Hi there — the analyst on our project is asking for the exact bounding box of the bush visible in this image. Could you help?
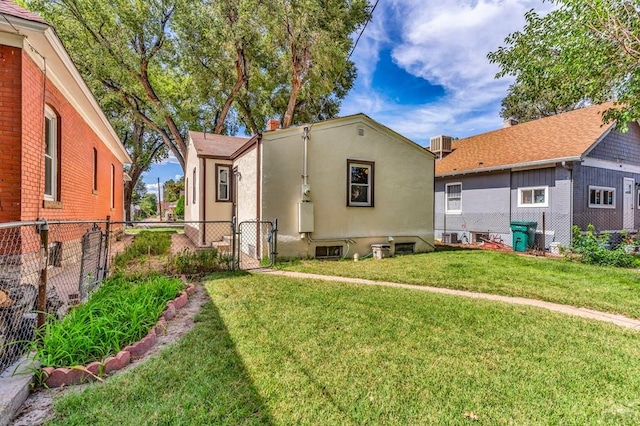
[166,248,231,275]
[568,224,635,268]
[36,274,183,368]
[175,195,184,219]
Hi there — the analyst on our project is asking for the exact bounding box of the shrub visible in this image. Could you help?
[166,248,231,275]
[568,224,635,268]
[35,274,183,368]
[174,195,184,219]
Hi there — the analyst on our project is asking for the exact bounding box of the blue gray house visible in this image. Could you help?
[433,104,640,249]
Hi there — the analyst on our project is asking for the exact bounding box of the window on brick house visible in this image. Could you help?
[44,106,59,200]
[93,148,98,192]
[110,164,115,209]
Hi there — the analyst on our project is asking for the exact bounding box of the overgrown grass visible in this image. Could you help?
[36,274,182,368]
[113,230,174,269]
[124,226,183,235]
[49,273,640,424]
[277,248,640,319]
[166,248,232,275]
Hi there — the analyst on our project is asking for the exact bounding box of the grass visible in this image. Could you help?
[124,226,183,235]
[48,273,640,425]
[113,230,174,270]
[277,246,640,319]
[37,274,183,368]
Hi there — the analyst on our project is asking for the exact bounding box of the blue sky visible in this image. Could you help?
[143,0,554,194]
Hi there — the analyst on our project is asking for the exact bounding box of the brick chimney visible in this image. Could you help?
[267,119,280,131]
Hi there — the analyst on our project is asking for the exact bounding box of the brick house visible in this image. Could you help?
[432,104,640,249]
[0,0,131,224]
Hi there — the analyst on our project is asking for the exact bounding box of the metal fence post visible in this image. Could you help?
[102,215,111,278]
[231,216,237,271]
[37,220,49,330]
[272,219,278,265]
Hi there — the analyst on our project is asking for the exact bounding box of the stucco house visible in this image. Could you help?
[433,103,640,249]
[185,114,435,259]
[0,0,131,224]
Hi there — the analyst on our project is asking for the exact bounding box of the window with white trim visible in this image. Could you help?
[216,165,230,202]
[347,160,374,207]
[192,168,196,204]
[445,183,461,213]
[518,186,549,208]
[589,186,615,208]
[110,164,115,209]
[44,106,58,200]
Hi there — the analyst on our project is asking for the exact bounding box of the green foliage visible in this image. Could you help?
[163,177,184,203]
[174,195,184,219]
[568,225,635,268]
[35,274,182,368]
[113,230,174,268]
[166,248,231,275]
[488,0,640,129]
[139,193,158,219]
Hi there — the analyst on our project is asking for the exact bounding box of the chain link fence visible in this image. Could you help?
[438,208,634,252]
[0,218,277,375]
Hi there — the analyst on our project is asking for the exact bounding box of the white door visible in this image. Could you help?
[623,178,635,230]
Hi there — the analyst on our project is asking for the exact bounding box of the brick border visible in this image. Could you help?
[41,283,196,388]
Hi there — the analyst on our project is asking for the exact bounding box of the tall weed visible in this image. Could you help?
[568,224,635,268]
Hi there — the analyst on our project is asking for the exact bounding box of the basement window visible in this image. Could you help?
[315,246,343,259]
[589,186,615,208]
[394,242,415,255]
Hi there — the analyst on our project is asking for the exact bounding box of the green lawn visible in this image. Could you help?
[277,247,640,319]
[49,273,640,425]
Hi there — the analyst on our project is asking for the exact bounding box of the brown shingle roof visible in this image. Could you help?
[189,131,251,158]
[434,103,615,176]
[0,0,47,25]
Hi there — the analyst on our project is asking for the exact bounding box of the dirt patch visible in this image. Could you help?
[10,283,208,426]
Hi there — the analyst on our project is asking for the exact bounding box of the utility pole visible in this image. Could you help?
[157,177,162,220]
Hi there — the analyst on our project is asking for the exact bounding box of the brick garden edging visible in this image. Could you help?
[41,283,197,388]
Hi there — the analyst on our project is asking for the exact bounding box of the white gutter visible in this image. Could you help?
[435,156,582,178]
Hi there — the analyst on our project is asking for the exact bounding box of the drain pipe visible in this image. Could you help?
[302,126,310,201]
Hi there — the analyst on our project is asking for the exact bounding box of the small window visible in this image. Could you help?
[394,242,415,255]
[589,186,615,209]
[192,168,196,204]
[518,186,549,208]
[44,106,59,200]
[92,148,98,192]
[315,245,343,259]
[347,160,374,207]
[216,165,231,202]
[445,183,461,213]
[185,177,189,205]
[110,164,115,209]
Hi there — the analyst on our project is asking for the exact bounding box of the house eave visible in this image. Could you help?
[435,156,581,178]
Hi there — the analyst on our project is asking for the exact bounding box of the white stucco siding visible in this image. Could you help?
[184,138,202,244]
[261,117,434,258]
[234,145,259,224]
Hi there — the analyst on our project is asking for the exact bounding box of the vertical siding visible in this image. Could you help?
[572,164,640,232]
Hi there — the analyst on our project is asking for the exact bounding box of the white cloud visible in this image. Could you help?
[158,151,180,165]
[146,183,159,193]
[342,0,555,144]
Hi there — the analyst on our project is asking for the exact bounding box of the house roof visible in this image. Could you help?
[0,0,46,24]
[188,131,252,158]
[434,103,616,177]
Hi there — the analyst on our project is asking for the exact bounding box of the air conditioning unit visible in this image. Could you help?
[430,135,453,158]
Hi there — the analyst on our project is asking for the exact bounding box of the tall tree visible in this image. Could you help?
[163,177,184,203]
[488,1,640,128]
[499,82,587,123]
[26,0,196,169]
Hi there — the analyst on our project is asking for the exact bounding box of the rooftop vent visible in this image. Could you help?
[430,135,453,159]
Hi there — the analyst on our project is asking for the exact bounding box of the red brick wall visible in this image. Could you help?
[20,50,125,222]
[0,45,23,223]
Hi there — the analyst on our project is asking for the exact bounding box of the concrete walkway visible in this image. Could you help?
[257,269,640,330]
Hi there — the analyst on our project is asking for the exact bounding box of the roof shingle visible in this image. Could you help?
[0,0,46,25]
[434,104,615,176]
[189,131,251,158]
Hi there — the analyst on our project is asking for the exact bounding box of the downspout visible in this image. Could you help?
[202,158,206,246]
[256,134,262,259]
[562,161,573,244]
[303,126,309,192]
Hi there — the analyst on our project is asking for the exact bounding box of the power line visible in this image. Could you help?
[348,0,380,61]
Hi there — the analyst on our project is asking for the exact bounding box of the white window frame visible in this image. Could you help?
[589,185,616,209]
[44,106,58,201]
[347,160,374,207]
[517,186,549,208]
[110,164,115,209]
[445,182,462,214]
[216,165,230,202]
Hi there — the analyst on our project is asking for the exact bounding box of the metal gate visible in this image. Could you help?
[79,224,108,301]
[236,220,277,269]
